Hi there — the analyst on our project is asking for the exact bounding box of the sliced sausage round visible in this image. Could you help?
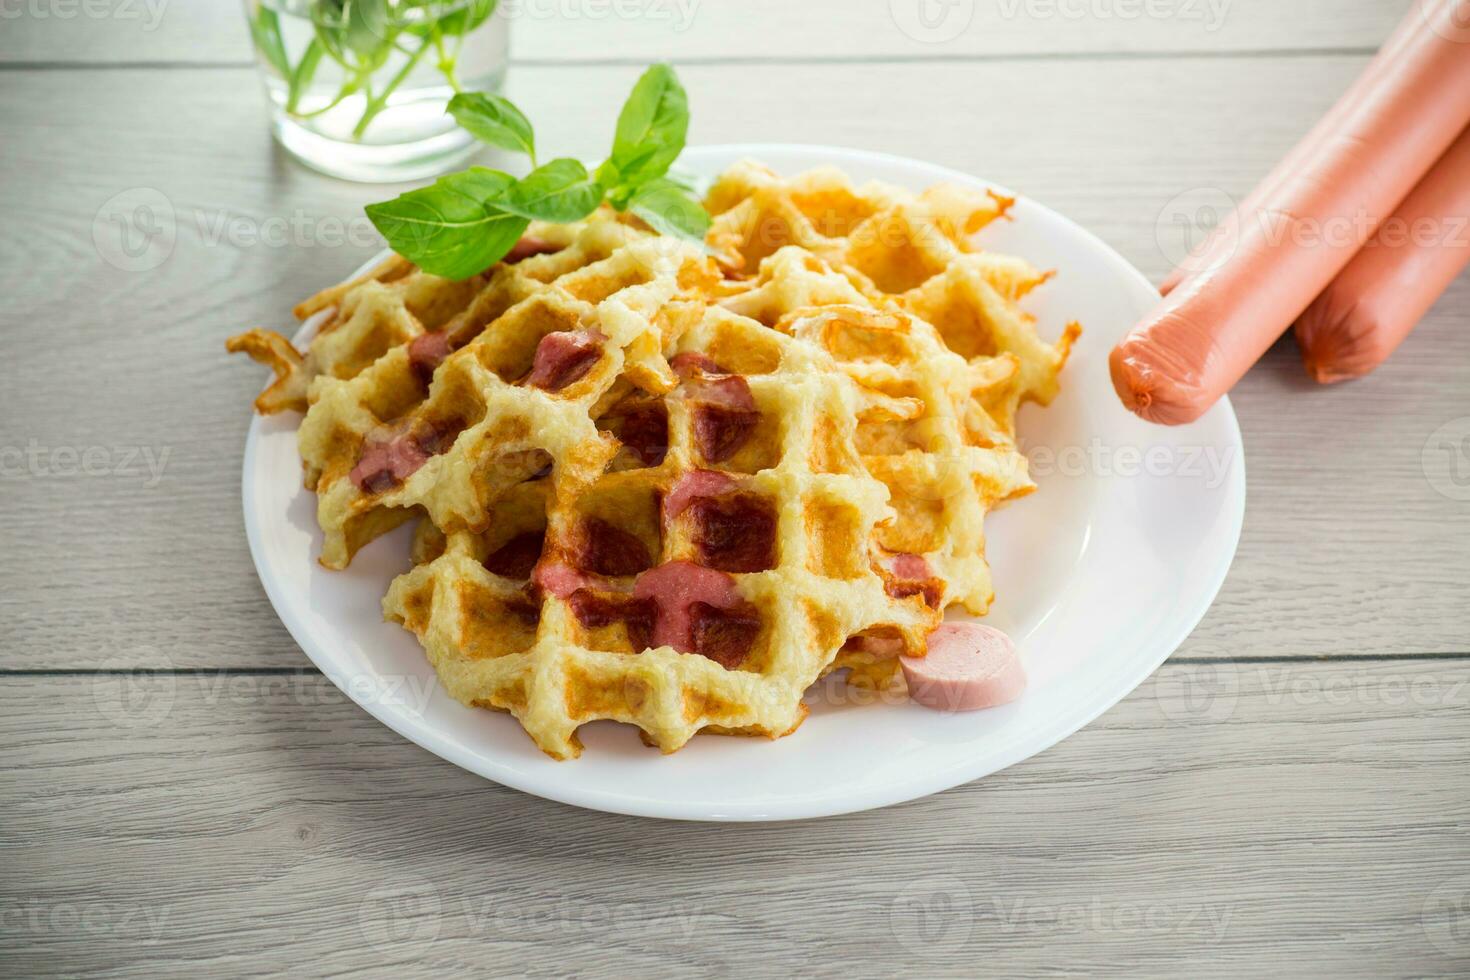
[901,623,1027,712]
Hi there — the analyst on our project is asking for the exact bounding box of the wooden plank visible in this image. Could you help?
[2,58,1466,669]
[0,0,1409,65]
[2,660,1468,976]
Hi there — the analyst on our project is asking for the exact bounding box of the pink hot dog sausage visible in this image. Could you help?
[1158,12,1420,296]
[1111,0,1470,426]
[1295,125,1470,383]
[901,623,1027,712]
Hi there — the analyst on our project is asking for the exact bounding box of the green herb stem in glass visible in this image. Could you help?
[243,0,508,183]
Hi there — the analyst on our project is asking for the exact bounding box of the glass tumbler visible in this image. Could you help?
[243,0,510,183]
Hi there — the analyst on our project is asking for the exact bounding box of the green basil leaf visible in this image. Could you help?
[593,159,622,189]
[662,165,708,197]
[608,64,689,190]
[344,0,394,65]
[249,5,290,78]
[365,167,530,280]
[502,159,605,223]
[447,92,535,161]
[628,178,711,243]
[605,180,638,212]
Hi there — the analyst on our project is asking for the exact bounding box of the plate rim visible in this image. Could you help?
[241,142,1246,821]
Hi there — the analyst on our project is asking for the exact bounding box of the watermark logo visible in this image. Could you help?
[1422,417,1470,502]
[1422,877,1470,956]
[1418,0,1470,44]
[93,187,175,273]
[1155,185,1238,275]
[890,875,974,956]
[92,655,177,730]
[359,880,444,949]
[890,0,976,44]
[1154,660,1239,722]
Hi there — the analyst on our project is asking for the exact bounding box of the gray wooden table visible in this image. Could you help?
[3,2,1468,976]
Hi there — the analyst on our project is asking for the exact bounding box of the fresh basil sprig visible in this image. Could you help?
[447,92,536,165]
[628,178,712,242]
[366,63,712,281]
[598,63,690,206]
[503,159,605,224]
[365,168,530,280]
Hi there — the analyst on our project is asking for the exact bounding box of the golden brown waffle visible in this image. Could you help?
[240,216,709,569]
[227,253,485,416]
[230,162,1078,759]
[708,160,1079,433]
[384,303,943,758]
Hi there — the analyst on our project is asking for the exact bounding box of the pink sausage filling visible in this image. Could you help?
[632,560,757,666]
[670,352,761,463]
[406,331,452,385]
[532,561,602,601]
[670,351,724,378]
[575,518,652,578]
[901,623,1027,712]
[483,532,546,580]
[503,236,564,264]
[881,552,943,608]
[350,436,429,495]
[527,329,604,392]
[662,470,740,525]
[349,418,460,494]
[613,400,670,466]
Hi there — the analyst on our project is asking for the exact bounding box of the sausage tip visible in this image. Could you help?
[1295,315,1388,385]
[1108,343,1208,427]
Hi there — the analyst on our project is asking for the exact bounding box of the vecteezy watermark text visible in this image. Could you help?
[357,880,704,950]
[1157,663,1470,723]
[889,876,1233,958]
[1024,438,1237,489]
[194,209,382,252]
[0,441,170,487]
[996,0,1231,32]
[91,663,440,730]
[1,900,172,943]
[1157,186,1470,274]
[0,0,167,30]
[95,187,392,273]
[500,0,699,30]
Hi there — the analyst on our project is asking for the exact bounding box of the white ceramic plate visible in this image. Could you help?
[243,144,1245,821]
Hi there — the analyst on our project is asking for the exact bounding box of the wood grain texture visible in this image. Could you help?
[1,56,1466,670]
[4,4,1470,977]
[2,661,1468,977]
[0,0,1411,65]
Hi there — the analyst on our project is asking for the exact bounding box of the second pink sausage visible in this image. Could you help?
[1295,125,1470,383]
[1111,0,1470,425]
